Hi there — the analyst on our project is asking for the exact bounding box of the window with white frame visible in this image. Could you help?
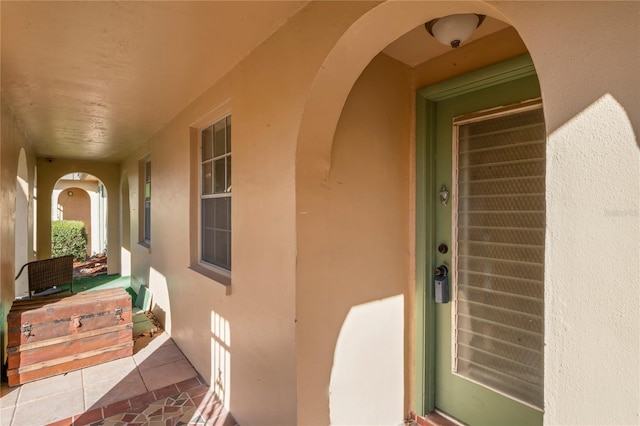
[143,159,151,243]
[200,115,231,271]
[138,156,151,246]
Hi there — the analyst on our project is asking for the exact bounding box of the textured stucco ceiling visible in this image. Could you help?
[1,1,306,161]
[2,2,507,163]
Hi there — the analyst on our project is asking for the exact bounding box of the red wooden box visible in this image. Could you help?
[7,287,133,386]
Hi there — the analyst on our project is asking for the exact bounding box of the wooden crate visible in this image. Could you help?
[7,287,133,386]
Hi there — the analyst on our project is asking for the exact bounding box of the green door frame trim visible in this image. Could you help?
[414,54,537,415]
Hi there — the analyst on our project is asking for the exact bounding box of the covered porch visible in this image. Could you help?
[1,2,638,425]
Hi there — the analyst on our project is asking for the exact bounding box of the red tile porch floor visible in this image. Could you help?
[48,376,237,426]
[0,332,237,426]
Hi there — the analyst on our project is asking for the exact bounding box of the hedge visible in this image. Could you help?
[51,220,88,261]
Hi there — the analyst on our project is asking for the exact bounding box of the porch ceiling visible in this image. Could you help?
[1,1,307,162]
[2,2,508,163]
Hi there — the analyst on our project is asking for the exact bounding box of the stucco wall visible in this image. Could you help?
[14,149,31,299]
[293,2,639,424]
[493,2,640,423]
[120,171,132,277]
[0,98,35,366]
[292,2,535,423]
[119,3,386,425]
[120,143,151,291]
[324,53,411,424]
[118,1,638,425]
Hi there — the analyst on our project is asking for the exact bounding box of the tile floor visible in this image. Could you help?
[0,332,237,426]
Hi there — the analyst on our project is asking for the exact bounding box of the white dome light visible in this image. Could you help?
[425,14,486,48]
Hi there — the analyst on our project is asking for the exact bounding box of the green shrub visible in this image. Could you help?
[52,220,88,261]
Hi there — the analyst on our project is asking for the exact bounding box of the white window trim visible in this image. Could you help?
[138,155,151,249]
[197,114,231,280]
[143,158,151,244]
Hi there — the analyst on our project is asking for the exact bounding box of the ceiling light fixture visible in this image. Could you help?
[425,14,486,48]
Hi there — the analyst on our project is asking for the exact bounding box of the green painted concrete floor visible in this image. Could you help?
[46,274,138,305]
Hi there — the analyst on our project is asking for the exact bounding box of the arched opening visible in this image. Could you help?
[293,3,546,425]
[56,188,91,251]
[35,159,120,275]
[15,149,29,298]
[52,172,108,276]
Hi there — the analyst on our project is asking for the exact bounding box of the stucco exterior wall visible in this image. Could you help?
[121,1,639,424]
[14,150,30,298]
[120,171,132,278]
[493,2,640,423]
[293,3,534,423]
[119,4,383,424]
[292,2,639,424]
[294,53,412,425]
[120,143,151,291]
[0,98,35,365]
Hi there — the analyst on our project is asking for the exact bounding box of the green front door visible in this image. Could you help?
[417,56,545,425]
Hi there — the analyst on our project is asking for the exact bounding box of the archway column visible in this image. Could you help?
[293,2,505,424]
[15,149,30,298]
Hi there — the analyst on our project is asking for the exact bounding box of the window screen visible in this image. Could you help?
[453,104,545,409]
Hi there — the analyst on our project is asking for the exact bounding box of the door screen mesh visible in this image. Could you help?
[453,105,545,409]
